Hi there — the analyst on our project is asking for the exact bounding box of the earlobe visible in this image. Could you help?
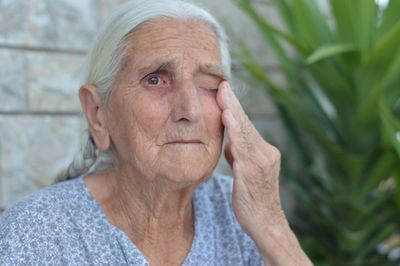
[79,85,111,151]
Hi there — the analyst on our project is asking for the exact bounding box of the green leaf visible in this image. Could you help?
[357,151,398,200]
[329,0,354,43]
[381,48,400,90]
[235,52,351,171]
[366,21,400,66]
[376,0,400,40]
[353,0,378,60]
[233,0,306,53]
[330,0,378,61]
[289,0,333,48]
[357,223,396,260]
[380,100,400,157]
[393,167,400,208]
[305,43,356,64]
[357,47,400,127]
[273,0,295,33]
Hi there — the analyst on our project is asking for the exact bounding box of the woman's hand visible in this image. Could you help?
[216,81,312,266]
[216,81,284,233]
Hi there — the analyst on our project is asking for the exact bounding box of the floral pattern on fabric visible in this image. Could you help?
[0,174,263,265]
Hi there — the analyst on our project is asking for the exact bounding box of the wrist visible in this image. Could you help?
[256,222,313,266]
[257,221,292,252]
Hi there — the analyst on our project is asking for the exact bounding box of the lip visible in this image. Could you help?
[167,140,202,144]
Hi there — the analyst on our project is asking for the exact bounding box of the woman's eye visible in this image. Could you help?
[147,76,160,85]
[200,86,218,93]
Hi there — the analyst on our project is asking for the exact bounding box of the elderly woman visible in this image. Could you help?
[0,0,312,265]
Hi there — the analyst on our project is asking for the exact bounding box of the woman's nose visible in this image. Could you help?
[171,80,202,123]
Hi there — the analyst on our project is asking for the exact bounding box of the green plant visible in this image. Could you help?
[232,0,400,265]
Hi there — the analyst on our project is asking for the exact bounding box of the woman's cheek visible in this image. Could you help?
[202,91,222,117]
[131,93,170,133]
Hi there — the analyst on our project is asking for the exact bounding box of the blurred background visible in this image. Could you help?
[1,0,400,265]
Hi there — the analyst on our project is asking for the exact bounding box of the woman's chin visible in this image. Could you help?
[151,148,220,184]
[158,161,214,185]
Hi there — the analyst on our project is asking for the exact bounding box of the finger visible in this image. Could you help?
[224,139,234,167]
[223,108,268,164]
[217,81,245,116]
[222,110,248,158]
[222,109,239,138]
[217,82,249,127]
[219,83,269,160]
[222,106,255,142]
[216,81,228,110]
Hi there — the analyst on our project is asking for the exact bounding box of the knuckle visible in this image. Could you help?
[239,123,251,137]
[270,146,281,161]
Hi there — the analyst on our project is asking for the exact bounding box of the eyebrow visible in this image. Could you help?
[137,59,227,80]
[198,63,227,80]
[137,59,176,78]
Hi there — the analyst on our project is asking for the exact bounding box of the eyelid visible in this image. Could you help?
[141,70,168,82]
[199,86,218,93]
[147,70,164,77]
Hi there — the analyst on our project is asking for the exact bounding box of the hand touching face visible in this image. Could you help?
[216,81,285,238]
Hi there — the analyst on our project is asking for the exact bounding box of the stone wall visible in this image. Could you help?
[0,0,285,212]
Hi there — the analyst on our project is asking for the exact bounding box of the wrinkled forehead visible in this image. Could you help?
[119,17,225,77]
[126,17,220,47]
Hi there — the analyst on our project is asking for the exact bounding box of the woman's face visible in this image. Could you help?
[105,18,225,184]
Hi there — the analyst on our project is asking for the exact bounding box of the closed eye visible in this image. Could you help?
[201,87,218,93]
[195,73,220,94]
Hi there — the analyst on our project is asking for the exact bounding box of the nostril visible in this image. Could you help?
[172,101,202,122]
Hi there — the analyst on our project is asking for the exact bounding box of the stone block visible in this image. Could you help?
[0,50,28,111]
[237,85,278,117]
[27,51,85,112]
[99,0,129,23]
[250,116,287,152]
[0,0,98,51]
[0,115,85,207]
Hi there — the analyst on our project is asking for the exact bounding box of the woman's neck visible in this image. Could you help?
[84,167,196,264]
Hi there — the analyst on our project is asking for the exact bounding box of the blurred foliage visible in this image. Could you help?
[233,0,400,265]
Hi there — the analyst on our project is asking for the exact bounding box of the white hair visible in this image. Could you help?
[57,0,231,182]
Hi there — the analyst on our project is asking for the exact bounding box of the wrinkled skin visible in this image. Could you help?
[80,17,312,266]
[217,82,312,265]
[103,19,224,186]
[216,81,284,234]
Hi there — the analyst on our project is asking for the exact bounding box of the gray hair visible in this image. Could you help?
[56,0,231,182]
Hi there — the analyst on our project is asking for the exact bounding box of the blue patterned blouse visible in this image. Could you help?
[0,173,263,265]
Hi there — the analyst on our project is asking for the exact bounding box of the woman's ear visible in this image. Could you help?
[79,85,110,151]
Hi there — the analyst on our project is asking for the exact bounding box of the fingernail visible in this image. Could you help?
[223,81,230,91]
